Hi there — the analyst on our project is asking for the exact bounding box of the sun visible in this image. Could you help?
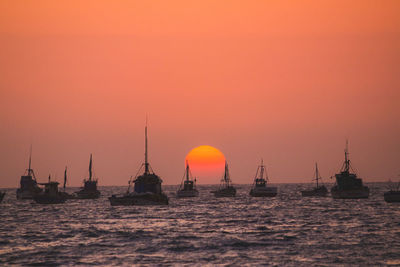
[185,145,226,184]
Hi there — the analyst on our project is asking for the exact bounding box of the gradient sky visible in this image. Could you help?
[0,1,399,187]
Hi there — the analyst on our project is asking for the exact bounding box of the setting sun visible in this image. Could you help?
[185,145,225,184]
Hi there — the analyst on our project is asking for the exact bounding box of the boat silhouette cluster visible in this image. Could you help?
[1,126,399,205]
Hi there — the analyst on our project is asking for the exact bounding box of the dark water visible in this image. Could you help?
[0,183,399,266]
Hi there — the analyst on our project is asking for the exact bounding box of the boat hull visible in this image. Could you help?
[177,189,199,198]
[75,190,100,199]
[34,195,66,204]
[16,189,41,200]
[384,191,400,203]
[213,187,236,197]
[250,187,277,197]
[109,193,169,206]
[301,186,328,197]
[331,186,369,199]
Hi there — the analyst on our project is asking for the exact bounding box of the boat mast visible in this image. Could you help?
[89,154,93,181]
[144,120,149,174]
[64,166,67,191]
[315,162,319,188]
[224,161,230,186]
[259,159,265,180]
[186,160,190,182]
[28,145,34,179]
[344,140,350,173]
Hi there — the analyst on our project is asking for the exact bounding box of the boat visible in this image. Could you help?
[16,147,43,199]
[249,159,277,197]
[301,163,328,197]
[177,161,199,198]
[34,175,66,204]
[60,166,76,199]
[109,123,169,206]
[75,154,101,199]
[0,192,5,203]
[331,141,369,199]
[384,179,400,203]
[213,161,236,197]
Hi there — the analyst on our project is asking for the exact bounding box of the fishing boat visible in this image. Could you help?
[109,123,169,206]
[75,154,101,199]
[384,179,400,203]
[34,175,66,204]
[60,167,76,199]
[249,159,277,197]
[16,147,42,199]
[0,192,5,203]
[177,161,199,198]
[331,141,369,199]
[213,161,236,197]
[301,163,328,197]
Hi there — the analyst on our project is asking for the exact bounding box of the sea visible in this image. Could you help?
[0,183,399,266]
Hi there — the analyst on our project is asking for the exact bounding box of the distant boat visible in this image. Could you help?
[301,163,328,197]
[60,166,76,199]
[384,179,400,203]
[109,123,169,206]
[249,159,277,197]
[177,161,199,198]
[34,175,66,204]
[0,192,5,203]
[16,147,42,199]
[75,154,101,199]
[331,141,369,199]
[213,161,236,197]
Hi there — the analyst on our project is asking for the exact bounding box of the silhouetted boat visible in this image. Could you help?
[213,161,236,197]
[249,159,277,197]
[60,166,76,199]
[301,163,328,197]
[75,154,100,199]
[177,161,199,198]
[16,147,42,199]
[34,175,66,204]
[0,192,5,203]
[331,141,369,199]
[384,180,400,203]
[109,123,169,206]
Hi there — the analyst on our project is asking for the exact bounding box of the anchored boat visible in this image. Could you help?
[384,179,400,203]
[16,147,42,199]
[34,175,66,204]
[75,154,101,199]
[213,161,236,197]
[177,161,199,198]
[331,141,369,199]
[249,160,277,197]
[109,123,169,206]
[301,163,328,197]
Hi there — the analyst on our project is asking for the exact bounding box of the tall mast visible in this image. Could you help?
[224,161,230,185]
[28,145,33,177]
[315,162,319,188]
[186,160,189,182]
[259,159,265,180]
[64,166,67,190]
[344,140,350,173]
[89,154,92,181]
[144,119,149,174]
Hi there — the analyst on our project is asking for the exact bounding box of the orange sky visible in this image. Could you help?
[0,1,399,187]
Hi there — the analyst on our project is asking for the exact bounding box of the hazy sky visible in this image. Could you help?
[1,1,399,187]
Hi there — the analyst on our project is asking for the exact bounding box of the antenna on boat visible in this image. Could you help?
[89,154,93,181]
[144,116,149,174]
[64,166,67,191]
[186,160,189,182]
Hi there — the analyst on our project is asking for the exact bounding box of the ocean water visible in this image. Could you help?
[0,183,399,266]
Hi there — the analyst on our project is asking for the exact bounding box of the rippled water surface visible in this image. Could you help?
[0,183,399,266]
